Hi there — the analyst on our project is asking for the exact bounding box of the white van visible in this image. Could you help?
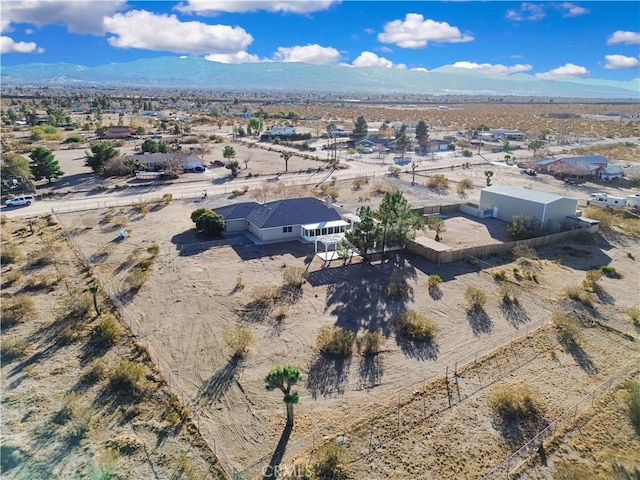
[5,195,35,207]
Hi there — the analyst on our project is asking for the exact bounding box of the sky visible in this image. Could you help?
[1,1,639,82]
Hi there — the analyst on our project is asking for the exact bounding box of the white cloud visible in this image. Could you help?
[0,0,126,35]
[104,10,253,55]
[176,0,339,15]
[604,54,639,70]
[607,30,640,45]
[449,61,533,75]
[205,51,260,63]
[352,51,394,68]
[411,67,428,72]
[535,63,590,80]
[505,3,546,21]
[272,44,341,64]
[558,2,589,17]
[378,13,473,49]
[0,35,43,54]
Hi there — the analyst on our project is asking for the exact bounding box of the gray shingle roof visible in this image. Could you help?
[214,202,260,220]
[246,197,343,229]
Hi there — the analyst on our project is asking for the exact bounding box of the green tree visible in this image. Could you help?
[85,143,119,174]
[225,159,240,177]
[141,139,158,153]
[528,140,545,157]
[484,170,494,186]
[157,140,169,153]
[223,145,236,161]
[135,126,146,136]
[353,115,368,139]
[376,191,422,254]
[415,120,430,151]
[345,206,380,262]
[29,146,64,183]
[247,117,263,136]
[191,208,225,235]
[1,153,32,184]
[507,214,542,240]
[280,150,293,172]
[264,365,302,479]
[427,216,446,242]
[395,133,412,159]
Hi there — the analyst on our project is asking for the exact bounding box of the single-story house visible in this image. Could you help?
[354,138,396,152]
[489,129,525,141]
[267,126,296,136]
[130,152,204,171]
[416,139,450,155]
[534,155,608,177]
[599,165,625,181]
[214,196,350,243]
[102,126,136,139]
[478,185,578,232]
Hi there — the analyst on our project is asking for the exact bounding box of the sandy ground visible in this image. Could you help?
[55,168,640,478]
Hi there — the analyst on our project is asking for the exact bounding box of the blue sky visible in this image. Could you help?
[1,1,639,82]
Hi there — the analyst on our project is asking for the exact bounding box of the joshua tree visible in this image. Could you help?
[484,170,494,186]
[280,150,293,172]
[528,139,545,157]
[264,365,301,479]
[88,283,100,315]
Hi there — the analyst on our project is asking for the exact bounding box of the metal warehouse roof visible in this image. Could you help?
[482,185,576,205]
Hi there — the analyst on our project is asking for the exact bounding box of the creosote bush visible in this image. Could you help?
[83,359,107,384]
[1,337,28,362]
[552,312,581,346]
[498,283,519,305]
[626,306,640,324]
[397,310,439,341]
[222,325,254,358]
[489,384,541,422]
[582,269,603,291]
[427,274,442,289]
[283,266,308,287]
[427,174,449,190]
[92,316,120,347]
[623,379,640,435]
[316,325,355,357]
[562,284,594,308]
[456,178,473,195]
[109,360,145,396]
[0,244,22,265]
[464,286,487,311]
[1,294,37,328]
[311,441,350,480]
[357,331,385,355]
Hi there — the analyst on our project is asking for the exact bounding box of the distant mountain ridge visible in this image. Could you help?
[2,56,639,99]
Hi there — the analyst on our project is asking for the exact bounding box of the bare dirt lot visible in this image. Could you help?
[52,171,640,478]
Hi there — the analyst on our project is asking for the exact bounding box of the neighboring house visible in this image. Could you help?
[214,196,350,243]
[103,126,136,139]
[478,185,578,232]
[416,139,450,155]
[534,155,608,177]
[354,138,397,152]
[267,126,296,135]
[130,152,203,171]
[488,129,525,141]
[599,165,625,181]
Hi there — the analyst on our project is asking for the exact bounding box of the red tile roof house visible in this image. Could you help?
[534,155,608,178]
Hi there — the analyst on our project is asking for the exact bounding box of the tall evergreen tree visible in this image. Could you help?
[85,142,119,174]
[29,146,64,183]
[353,115,368,139]
[345,206,380,261]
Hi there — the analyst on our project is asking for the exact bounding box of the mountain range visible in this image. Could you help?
[2,56,639,99]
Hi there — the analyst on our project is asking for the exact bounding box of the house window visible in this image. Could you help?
[282,226,292,233]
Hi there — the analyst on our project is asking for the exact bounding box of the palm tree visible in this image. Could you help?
[264,365,301,479]
[280,150,293,172]
[88,283,100,315]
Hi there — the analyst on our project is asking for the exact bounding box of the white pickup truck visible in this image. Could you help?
[4,195,35,207]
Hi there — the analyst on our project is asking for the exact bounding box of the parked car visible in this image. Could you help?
[210,160,224,167]
[5,195,35,207]
[521,168,537,176]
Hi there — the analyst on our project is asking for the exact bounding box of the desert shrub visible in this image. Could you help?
[583,207,613,231]
[1,337,28,362]
[234,275,245,291]
[146,243,160,257]
[191,208,225,235]
[65,290,93,320]
[554,463,598,480]
[112,216,130,227]
[83,359,107,384]
[125,267,150,291]
[352,176,369,190]
[464,286,487,311]
[626,306,640,324]
[357,331,385,355]
[316,325,355,357]
[132,202,149,215]
[489,384,541,422]
[623,379,640,435]
[109,360,145,396]
[253,285,279,304]
[582,269,603,291]
[498,283,519,305]
[552,312,581,346]
[372,181,395,195]
[161,193,173,204]
[562,285,593,308]
[512,244,537,260]
[283,266,308,287]
[53,393,78,425]
[26,250,56,269]
[104,213,114,223]
[315,184,339,200]
[67,413,91,445]
[492,270,507,282]
[461,149,473,157]
[507,214,542,240]
[456,178,473,195]
[387,166,401,177]
[222,325,254,358]
[1,294,37,328]
[1,244,22,265]
[273,306,289,321]
[2,269,22,287]
[311,442,350,480]
[81,216,98,229]
[92,316,120,347]
[397,310,439,341]
[427,174,449,190]
[22,272,61,291]
[427,274,442,289]
[166,393,190,425]
[600,265,622,278]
